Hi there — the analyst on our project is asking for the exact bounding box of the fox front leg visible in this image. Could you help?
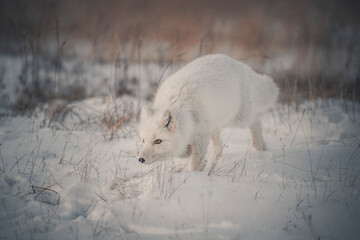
[190,133,211,171]
[210,128,223,160]
[249,116,265,151]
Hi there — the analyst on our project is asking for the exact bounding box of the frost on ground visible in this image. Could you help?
[0,98,360,240]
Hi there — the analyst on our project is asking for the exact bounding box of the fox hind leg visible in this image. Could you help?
[249,116,265,151]
[211,128,224,160]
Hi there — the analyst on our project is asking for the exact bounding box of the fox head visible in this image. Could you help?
[138,105,188,164]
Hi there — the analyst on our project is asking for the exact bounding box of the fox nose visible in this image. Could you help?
[139,158,145,163]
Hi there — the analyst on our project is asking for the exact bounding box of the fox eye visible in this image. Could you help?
[142,138,144,143]
[154,139,162,144]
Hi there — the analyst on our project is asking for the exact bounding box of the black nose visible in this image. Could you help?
[139,158,145,163]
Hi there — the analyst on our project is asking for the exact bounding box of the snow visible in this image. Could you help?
[1,97,360,240]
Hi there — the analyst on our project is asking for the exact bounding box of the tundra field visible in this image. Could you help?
[0,55,360,240]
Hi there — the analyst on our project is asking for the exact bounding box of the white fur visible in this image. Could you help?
[139,54,279,170]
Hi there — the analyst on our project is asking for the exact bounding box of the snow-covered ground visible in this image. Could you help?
[1,97,360,240]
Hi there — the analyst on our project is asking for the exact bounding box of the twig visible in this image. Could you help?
[297,110,317,196]
[0,149,5,173]
[155,52,186,88]
[291,109,305,148]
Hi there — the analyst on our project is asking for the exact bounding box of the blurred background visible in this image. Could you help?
[0,0,359,111]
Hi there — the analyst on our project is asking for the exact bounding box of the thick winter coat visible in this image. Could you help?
[139,54,279,170]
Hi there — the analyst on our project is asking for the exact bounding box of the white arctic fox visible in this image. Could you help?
[139,54,279,171]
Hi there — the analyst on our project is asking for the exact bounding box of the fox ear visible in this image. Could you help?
[140,105,151,123]
[160,110,176,131]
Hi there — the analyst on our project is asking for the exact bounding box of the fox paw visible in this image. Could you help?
[253,141,266,151]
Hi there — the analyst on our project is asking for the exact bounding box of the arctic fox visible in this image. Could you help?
[139,54,279,171]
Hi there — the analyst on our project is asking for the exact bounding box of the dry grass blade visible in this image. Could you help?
[31,185,60,206]
[102,98,134,140]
